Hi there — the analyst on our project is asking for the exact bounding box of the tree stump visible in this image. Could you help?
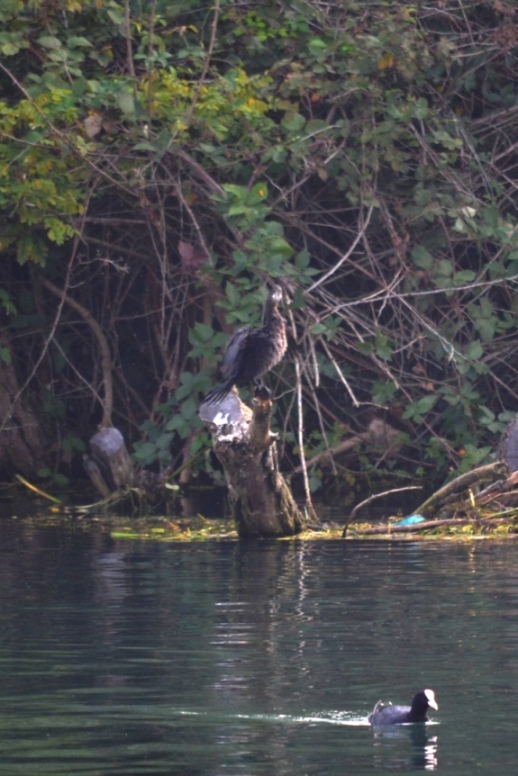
[200,391,305,538]
[84,427,134,496]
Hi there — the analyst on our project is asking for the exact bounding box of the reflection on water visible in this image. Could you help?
[0,523,517,773]
[373,725,438,771]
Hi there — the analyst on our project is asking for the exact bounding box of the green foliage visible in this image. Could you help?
[0,289,16,316]
[42,388,65,420]
[37,467,69,488]
[403,395,438,426]
[0,0,517,484]
[133,370,209,470]
[0,345,11,365]
[62,435,86,455]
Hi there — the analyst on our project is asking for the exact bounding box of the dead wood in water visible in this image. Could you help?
[343,460,513,538]
[200,390,305,538]
[414,461,509,518]
[341,485,423,537]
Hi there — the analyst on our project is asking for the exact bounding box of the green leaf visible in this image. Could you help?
[374,332,393,361]
[67,37,92,48]
[225,282,241,308]
[295,249,311,270]
[227,204,249,216]
[38,35,62,49]
[403,394,437,423]
[118,91,135,116]
[308,38,328,49]
[282,113,305,132]
[107,7,125,25]
[412,245,433,269]
[248,182,268,205]
[372,380,397,404]
[133,442,159,466]
[2,42,19,56]
[465,340,483,360]
[453,270,476,286]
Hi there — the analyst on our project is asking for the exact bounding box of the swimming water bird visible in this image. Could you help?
[204,284,287,405]
[368,689,438,726]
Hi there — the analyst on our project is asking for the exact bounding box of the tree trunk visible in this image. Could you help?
[0,328,48,477]
[200,391,305,538]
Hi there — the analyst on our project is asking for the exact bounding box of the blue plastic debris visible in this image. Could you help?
[392,515,426,527]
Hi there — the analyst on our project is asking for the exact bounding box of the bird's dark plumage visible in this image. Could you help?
[205,285,287,404]
[368,689,438,726]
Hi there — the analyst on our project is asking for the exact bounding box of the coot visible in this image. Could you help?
[368,689,438,726]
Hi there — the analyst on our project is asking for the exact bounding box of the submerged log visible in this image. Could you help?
[200,390,305,538]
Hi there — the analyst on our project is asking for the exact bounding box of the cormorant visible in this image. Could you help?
[204,284,287,404]
[368,689,438,726]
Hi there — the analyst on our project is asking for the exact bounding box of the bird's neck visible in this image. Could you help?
[263,299,282,328]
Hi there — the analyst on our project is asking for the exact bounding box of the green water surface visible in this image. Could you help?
[0,525,516,774]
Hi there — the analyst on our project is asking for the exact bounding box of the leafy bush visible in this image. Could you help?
[0,0,518,489]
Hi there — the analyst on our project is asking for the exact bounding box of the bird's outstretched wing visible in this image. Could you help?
[221,326,253,380]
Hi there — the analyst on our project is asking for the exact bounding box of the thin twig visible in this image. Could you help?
[306,206,374,293]
[124,0,136,78]
[294,356,318,520]
[41,276,113,427]
[0,240,81,437]
[319,337,360,407]
[184,0,220,127]
[342,486,423,537]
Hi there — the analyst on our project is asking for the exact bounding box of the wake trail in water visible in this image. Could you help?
[178,709,370,727]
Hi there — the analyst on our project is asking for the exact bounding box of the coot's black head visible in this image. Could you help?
[409,689,438,720]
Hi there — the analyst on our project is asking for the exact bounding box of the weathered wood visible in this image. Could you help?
[85,427,134,495]
[200,390,305,538]
[476,469,518,506]
[497,414,518,472]
[342,460,512,536]
[83,455,112,498]
[413,461,509,518]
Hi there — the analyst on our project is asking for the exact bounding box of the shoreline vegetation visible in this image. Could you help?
[2,2,518,505]
[11,456,518,540]
[11,448,518,541]
[72,511,518,541]
[107,507,518,541]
